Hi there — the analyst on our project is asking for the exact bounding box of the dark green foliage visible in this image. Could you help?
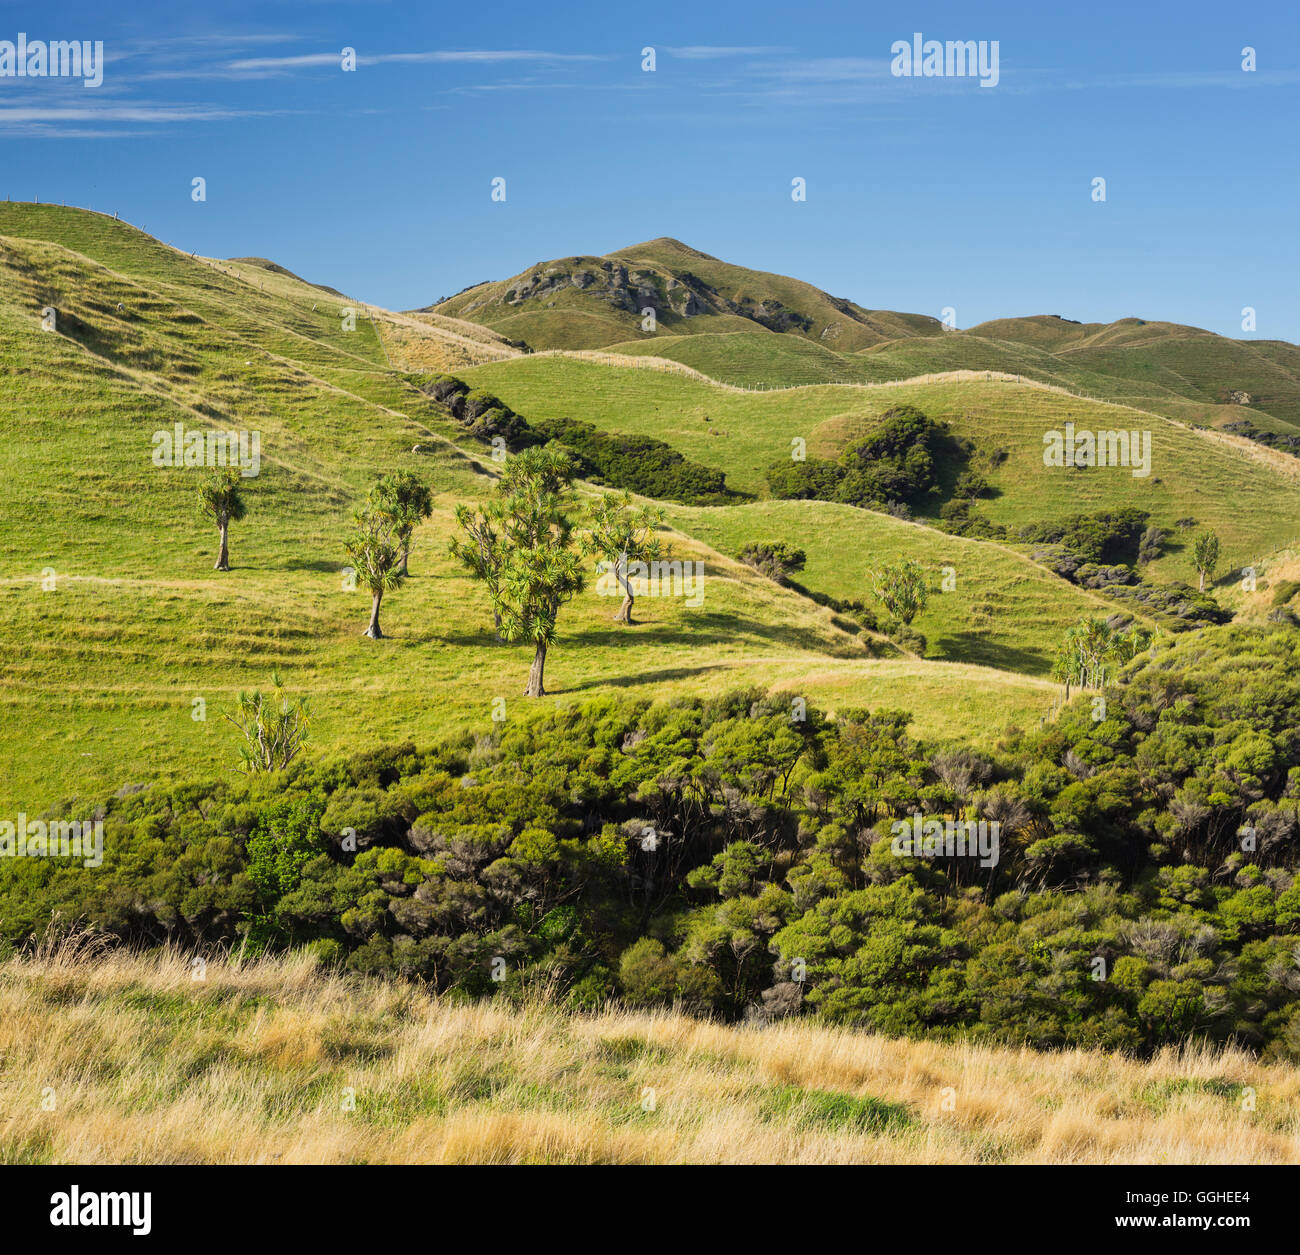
[1224,419,1300,456]
[835,406,946,510]
[764,457,844,501]
[738,541,807,585]
[8,627,1300,1057]
[1018,508,1149,565]
[952,469,990,500]
[766,406,951,512]
[422,373,738,505]
[1137,524,1166,566]
[1074,563,1139,590]
[1271,579,1300,607]
[534,414,737,504]
[1022,509,1224,628]
[245,793,328,950]
[938,498,1007,540]
[1101,580,1233,630]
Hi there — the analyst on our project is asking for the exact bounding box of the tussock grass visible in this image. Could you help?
[2,944,1297,1165]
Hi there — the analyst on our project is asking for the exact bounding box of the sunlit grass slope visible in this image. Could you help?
[665,500,1124,675]
[0,205,1056,813]
[462,356,1300,583]
[432,235,944,354]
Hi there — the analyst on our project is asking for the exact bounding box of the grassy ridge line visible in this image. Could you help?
[429,235,938,353]
[0,231,496,490]
[431,224,1300,430]
[607,324,1300,438]
[3,201,385,342]
[540,348,1044,395]
[0,204,391,373]
[0,238,404,491]
[2,945,1296,1165]
[514,347,1300,479]
[546,343,1300,460]
[1053,332,1300,429]
[211,255,525,369]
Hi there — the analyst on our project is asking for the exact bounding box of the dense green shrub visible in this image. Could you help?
[8,627,1300,1057]
[421,373,738,505]
[533,415,737,504]
[938,498,1007,540]
[765,406,951,512]
[737,541,807,585]
[1101,579,1232,629]
[1018,508,1149,565]
[1271,579,1300,607]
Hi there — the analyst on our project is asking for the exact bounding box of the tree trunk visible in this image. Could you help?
[524,640,547,697]
[614,560,634,624]
[364,590,384,638]
[214,518,230,571]
[1199,570,1205,592]
[493,608,504,644]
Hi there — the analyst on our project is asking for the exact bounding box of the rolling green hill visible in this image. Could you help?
[6,204,1299,817]
[0,205,1066,813]
[604,331,883,387]
[460,355,1300,585]
[663,500,1128,675]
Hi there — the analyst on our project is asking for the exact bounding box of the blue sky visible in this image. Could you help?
[3,0,1298,339]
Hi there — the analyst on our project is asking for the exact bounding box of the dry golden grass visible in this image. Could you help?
[374,309,521,372]
[2,943,1297,1165]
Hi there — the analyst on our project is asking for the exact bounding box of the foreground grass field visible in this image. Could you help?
[2,944,1297,1165]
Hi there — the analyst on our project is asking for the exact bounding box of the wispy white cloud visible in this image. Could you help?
[0,103,275,136]
[0,125,158,139]
[663,45,790,60]
[128,33,301,53]
[226,53,340,69]
[226,48,608,73]
[1057,68,1300,91]
[441,81,653,95]
[762,57,891,81]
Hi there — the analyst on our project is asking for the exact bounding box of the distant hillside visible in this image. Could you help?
[426,236,946,353]
[460,355,1300,586]
[4,202,1298,814]
[431,241,1300,435]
